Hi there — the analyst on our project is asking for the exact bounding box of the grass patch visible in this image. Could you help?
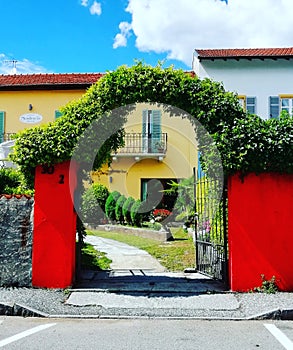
[87,227,195,272]
[79,242,112,270]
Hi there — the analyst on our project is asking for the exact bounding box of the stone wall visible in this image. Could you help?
[0,195,34,287]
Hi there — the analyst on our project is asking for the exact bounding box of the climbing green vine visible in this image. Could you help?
[10,62,293,188]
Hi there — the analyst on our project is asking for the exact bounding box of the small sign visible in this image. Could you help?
[19,113,43,124]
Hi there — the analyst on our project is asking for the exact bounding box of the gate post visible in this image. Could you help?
[32,160,78,288]
[228,172,293,292]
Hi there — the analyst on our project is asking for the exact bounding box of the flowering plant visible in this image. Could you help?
[151,208,172,222]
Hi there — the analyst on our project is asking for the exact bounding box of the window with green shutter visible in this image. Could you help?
[142,109,161,153]
[0,111,5,143]
[55,110,63,119]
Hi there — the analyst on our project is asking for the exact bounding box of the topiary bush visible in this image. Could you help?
[81,183,109,225]
[130,199,142,227]
[105,190,121,222]
[122,196,135,225]
[115,194,126,223]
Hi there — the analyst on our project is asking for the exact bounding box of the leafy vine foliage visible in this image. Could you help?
[10,62,293,188]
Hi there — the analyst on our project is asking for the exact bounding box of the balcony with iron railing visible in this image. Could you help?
[113,133,167,161]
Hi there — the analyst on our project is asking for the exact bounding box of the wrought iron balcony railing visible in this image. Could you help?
[114,133,167,157]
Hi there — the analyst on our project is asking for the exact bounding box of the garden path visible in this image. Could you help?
[84,235,166,271]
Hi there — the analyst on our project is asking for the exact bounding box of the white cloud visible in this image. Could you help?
[0,55,50,74]
[90,1,102,16]
[113,22,132,49]
[80,0,102,15]
[115,0,293,66]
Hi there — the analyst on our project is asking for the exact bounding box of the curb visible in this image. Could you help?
[0,302,49,318]
[1,301,293,321]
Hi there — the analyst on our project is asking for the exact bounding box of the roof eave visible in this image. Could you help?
[198,55,293,62]
[0,83,95,91]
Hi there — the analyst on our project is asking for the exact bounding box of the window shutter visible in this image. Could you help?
[269,96,280,119]
[151,110,161,136]
[151,110,161,152]
[142,110,148,135]
[55,110,63,119]
[141,180,148,201]
[246,97,256,114]
[0,111,5,143]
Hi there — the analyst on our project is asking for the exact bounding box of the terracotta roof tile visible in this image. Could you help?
[0,73,104,88]
[196,47,293,59]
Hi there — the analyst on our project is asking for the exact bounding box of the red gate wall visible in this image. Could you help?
[32,161,78,288]
[228,173,293,292]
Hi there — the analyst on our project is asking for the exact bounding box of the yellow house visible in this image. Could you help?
[92,102,198,210]
[0,73,198,210]
[0,73,103,140]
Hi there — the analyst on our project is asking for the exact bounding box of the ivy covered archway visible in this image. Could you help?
[11,62,293,184]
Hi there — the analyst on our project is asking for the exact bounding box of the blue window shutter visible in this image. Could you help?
[269,96,280,119]
[246,97,256,114]
[55,110,63,119]
[0,111,5,143]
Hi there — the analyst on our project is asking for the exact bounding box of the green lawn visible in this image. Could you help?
[87,227,195,272]
[79,242,112,270]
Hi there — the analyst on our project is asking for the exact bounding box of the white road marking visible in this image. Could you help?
[264,323,293,350]
[0,323,56,348]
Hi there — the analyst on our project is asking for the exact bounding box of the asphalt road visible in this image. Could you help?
[1,317,293,350]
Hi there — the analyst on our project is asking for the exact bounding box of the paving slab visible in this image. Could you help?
[65,291,240,310]
[74,269,226,293]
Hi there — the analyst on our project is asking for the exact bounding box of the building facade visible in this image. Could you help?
[193,47,293,119]
[0,73,103,142]
[92,102,198,208]
[0,74,198,207]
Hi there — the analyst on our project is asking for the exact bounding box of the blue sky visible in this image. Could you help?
[0,0,293,74]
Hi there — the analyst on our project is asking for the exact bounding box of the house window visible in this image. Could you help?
[246,97,256,114]
[269,95,293,119]
[281,97,293,116]
[142,110,162,153]
[238,96,256,114]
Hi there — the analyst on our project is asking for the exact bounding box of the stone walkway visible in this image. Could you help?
[84,235,166,271]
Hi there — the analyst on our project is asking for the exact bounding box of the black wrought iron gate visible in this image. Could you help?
[194,168,228,283]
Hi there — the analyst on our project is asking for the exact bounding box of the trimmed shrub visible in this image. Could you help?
[115,194,126,223]
[130,199,142,227]
[81,183,109,225]
[105,191,121,222]
[122,196,135,225]
[91,183,109,212]
[138,200,152,223]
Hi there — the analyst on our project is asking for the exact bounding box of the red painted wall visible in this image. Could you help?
[228,173,293,292]
[32,161,78,288]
